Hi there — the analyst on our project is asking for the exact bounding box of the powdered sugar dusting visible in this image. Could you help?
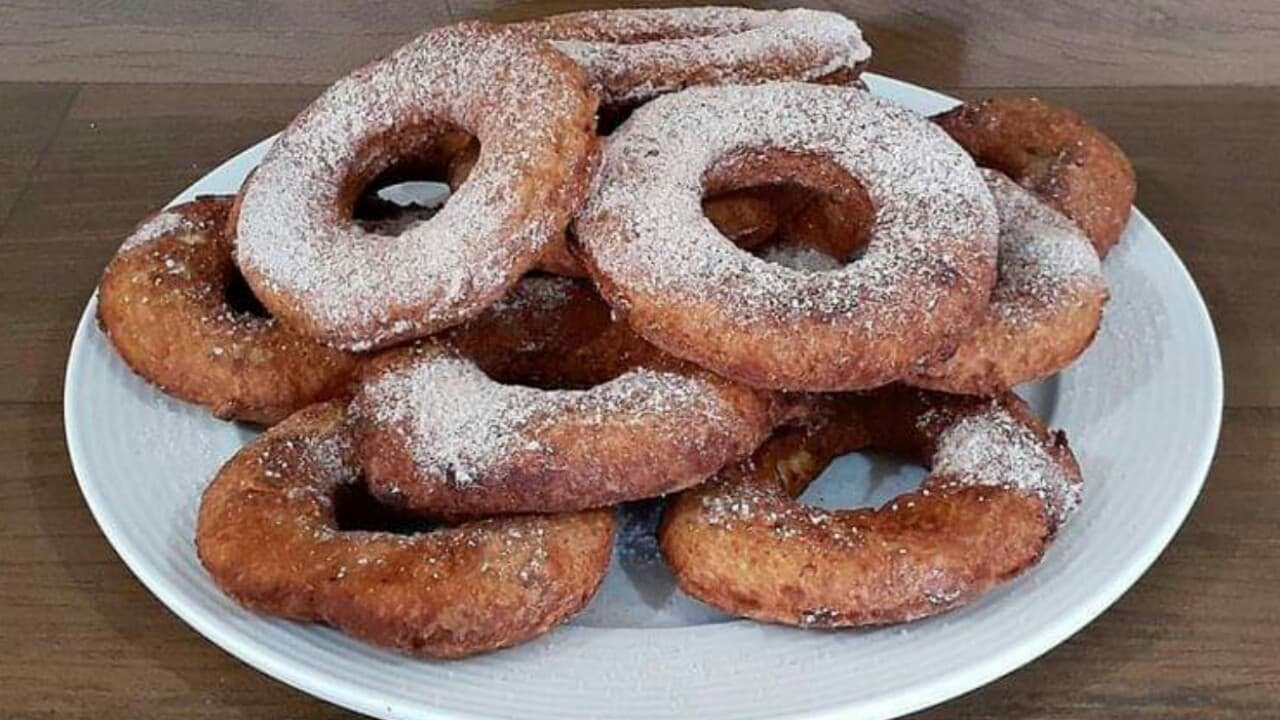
[120,205,219,253]
[933,404,1081,525]
[983,169,1104,324]
[359,355,726,487]
[520,7,871,107]
[758,241,844,272]
[577,83,998,330]
[235,23,590,349]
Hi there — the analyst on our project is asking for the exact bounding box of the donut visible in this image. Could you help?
[660,387,1082,628]
[574,83,999,391]
[444,144,786,278]
[908,170,1108,394]
[97,197,359,424]
[512,7,871,124]
[349,275,789,517]
[234,22,599,350]
[196,401,615,658]
[932,97,1136,256]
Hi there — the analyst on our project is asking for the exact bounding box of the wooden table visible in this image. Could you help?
[2,4,1278,719]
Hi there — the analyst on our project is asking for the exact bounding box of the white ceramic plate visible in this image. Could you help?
[65,74,1222,720]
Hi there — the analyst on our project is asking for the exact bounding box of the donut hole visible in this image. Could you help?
[333,480,440,535]
[350,127,478,235]
[702,149,875,272]
[794,451,928,511]
[223,268,271,319]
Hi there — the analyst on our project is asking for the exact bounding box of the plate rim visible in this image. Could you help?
[63,72,1224,720]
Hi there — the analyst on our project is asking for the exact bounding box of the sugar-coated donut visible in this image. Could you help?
[234,22,599,350]
[445,143,788,278]
[660,387,1082,628]
[575,83,999,391]
[513,6,871,122]
[908,170,1108,394]
[933,97,1136,256]
[349,276,790,516]
[196,401,615,658]
[97,197,359,424]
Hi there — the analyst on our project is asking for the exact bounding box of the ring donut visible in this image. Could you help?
[660,387,1082,628]
[445,145,787,278]
[234,22,599,350]
[196,401,615,658]
[513,7,871,123]
[349,275,788,516]
[97,197,359,424]
[932,97,1136,256]
[575,83,999,391]
[908,170,1108,394]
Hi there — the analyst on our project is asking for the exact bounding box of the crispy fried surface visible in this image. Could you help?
[233,23,600,350]
[908,170,1109,394]
[510,7,870,123]
[196,402,615,658]
[933,97,1136,256]
[349,276,789,516]
[446,142,796,278]
[574,86,1000,392]
[660,387,1081,628]
[97,197,359,424]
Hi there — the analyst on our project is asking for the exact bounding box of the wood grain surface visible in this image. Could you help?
[0,79,1276,719]
[2,1,1279,87]
[1,4,1278,717]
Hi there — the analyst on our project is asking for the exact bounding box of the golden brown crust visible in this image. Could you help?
[510,7,871,123]
[196,402,615,658]
[574,85,999,392]
[97,197,360,424]
[660,387,1082,628]
[349,277,790,516]
[932,97,1136,256]
[233,23,600,350]
[907,170,1109,394]
[445,142,790,278]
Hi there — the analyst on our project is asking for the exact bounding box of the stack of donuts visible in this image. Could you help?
[96,6,1135,658]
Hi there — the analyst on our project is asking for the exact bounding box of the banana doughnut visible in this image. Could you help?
[908,170,1108,394]
[234,22,599,350]
[513,6,871,123]
[196,401,615,658]
[933,97,1136,256]
[575,83,999,391]
[97,197,359,424]
[349,276,788,517]
[660,387,1082,628]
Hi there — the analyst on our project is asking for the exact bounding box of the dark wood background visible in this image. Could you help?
[1,2,1278,719]
[4,0,1280,87]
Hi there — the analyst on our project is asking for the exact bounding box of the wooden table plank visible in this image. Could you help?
[0,83,319,405]
[0,84,78,228]
[2,1,1279,87]
[0,82,1275,718]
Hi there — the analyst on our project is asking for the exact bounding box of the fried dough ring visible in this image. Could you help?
[575,84,999,391]
[933,97,1136,256]
[234,22,599,350]
[445,145,785,278]
[349,276,788,516]
[908,170,1108,394]
[196,401,615,658]
[660,387,1082,628]
[512,7,871,123]
[97,197,359,424]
